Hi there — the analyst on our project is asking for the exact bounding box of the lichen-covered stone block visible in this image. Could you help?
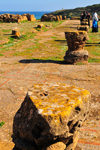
[12,83,90,150]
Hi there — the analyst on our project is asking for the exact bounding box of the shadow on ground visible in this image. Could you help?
[19,59,68,64]
[85,42,100,47]
[55,40,67,44]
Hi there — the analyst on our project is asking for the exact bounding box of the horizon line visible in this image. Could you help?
[0,3,99,12]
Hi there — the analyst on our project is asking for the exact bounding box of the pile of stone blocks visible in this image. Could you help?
[12,83,90,150]
[41,14,66,22]
[0,14,36,23]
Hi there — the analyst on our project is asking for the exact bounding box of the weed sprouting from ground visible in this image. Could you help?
[0,121,5,127]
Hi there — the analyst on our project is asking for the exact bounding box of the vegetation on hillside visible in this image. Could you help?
[48,4,100,17]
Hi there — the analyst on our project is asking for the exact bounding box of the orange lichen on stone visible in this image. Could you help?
[13,83,90,150]
[28,83,90,124]
[0,141,14,150]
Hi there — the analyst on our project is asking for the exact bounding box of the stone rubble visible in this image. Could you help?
[0,13,36,23]
[41,14,66,22]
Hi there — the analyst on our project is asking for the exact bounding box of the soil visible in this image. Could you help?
[0,20,100,150]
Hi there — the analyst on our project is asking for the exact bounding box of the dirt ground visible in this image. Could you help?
[0,20,100,150]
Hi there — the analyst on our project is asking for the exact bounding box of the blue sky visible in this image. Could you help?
[0,0,100,11]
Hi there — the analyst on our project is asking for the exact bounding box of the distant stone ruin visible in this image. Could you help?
[81,19,89,26]
[70,17,80,20]
[0,14,36,23]
[77,25,89,32]
[12,28,21,38]
[41,14,66,22]
[64,31,89,64]
[12,83,90,150]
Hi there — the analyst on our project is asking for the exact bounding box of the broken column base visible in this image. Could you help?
[12,28,21,38]
[64,50,88,64]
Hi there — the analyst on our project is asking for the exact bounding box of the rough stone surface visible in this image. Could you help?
[41,14,63,22]
[37,24,44,28]
[12,28,21,38]
[26,14,36,21]
[64,31,89,64]
[81,19,88,26]
[46,142,66,150]
[12,83,90,150]
[41,15,56,22]
[0,142,14,150]
[62,16,67,20]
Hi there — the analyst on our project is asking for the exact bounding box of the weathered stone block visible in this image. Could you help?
[81,19,89,26]
[26,14,36,21]
[77,25,89,32]
[37,24,44,28]
[64,31,89,64]
[41,14,61,22]
[12,83,90,150]
[12,28,21,38]
[62,16,67,20]
[46,142,66,150]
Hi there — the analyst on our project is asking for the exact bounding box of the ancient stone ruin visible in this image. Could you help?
[0,13,36,23]
[77,25,89,32]
[12,83,90,150]
[81,19,89,26]
[12,28,21,38]
[64,31,89,64]
[41,14,66,22]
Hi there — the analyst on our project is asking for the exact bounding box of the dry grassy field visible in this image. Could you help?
[0,20,100,62]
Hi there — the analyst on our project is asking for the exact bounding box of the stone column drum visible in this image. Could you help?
[12,28,21,38]
[12,83,90,150]
[64,31,89,64]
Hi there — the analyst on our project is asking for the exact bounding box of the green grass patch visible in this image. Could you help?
[19,32,36,41]
[42,26,49,32]
[51,36,57,39]
[76,62,86,65]
[90,47,100,56]
[20,20,28,23]
[52,21,63,28]
[0,53,4,56]
[0,121,5,127]
[2,29,11,32]
[88,57,100,63]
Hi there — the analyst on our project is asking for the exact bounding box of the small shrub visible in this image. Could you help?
[0,121,5,127]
